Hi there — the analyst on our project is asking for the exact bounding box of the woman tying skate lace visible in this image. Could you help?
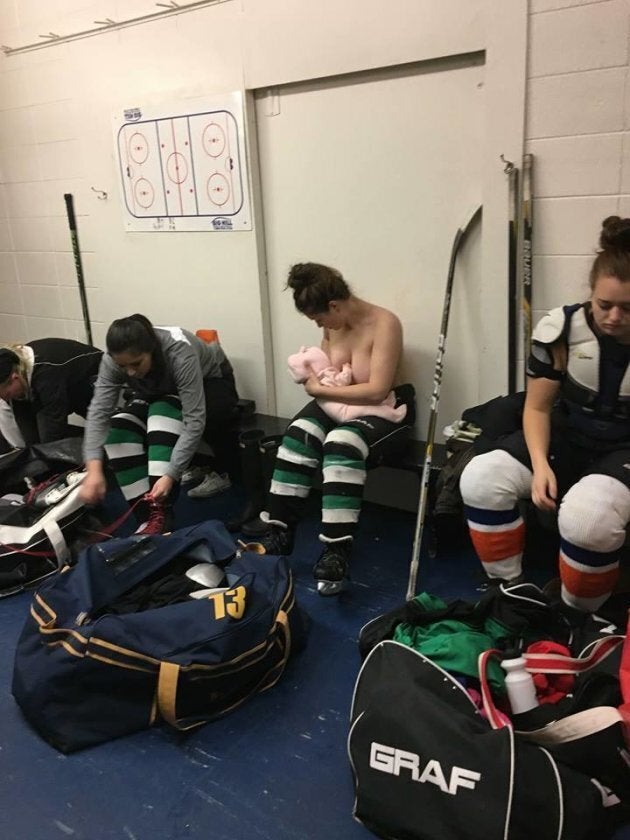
[258,262,414,595]
[80,315,238,534]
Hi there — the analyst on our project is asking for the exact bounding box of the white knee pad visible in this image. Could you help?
[459,449,532,510]
[558,474,630,552]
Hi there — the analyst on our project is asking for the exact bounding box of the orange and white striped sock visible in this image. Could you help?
[559,540,620,612]
[464,504,525,581]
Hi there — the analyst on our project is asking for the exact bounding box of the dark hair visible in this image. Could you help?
[285,262,351,315]
[106,314,160,356]
[589,216,630,289]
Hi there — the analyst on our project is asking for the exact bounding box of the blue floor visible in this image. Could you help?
[1,485,629,839]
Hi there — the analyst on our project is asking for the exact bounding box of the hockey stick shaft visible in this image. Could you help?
[521,154,533,377]
[64,193,93,346]
[406,205,482,601]
[507,164,519,394]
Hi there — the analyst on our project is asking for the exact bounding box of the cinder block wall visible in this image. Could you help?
[527,0,630,326]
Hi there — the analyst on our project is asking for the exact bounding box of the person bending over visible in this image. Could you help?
[0,338,102,449]
[460,216,630,614]
[80,315,238,534]
[259,262,414,596]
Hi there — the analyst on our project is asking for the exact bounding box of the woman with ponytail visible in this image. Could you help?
[460,216,630,616]
[81,316,238,534]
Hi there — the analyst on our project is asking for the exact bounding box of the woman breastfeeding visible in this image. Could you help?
[258,262,415,596]
[80,315,238,534]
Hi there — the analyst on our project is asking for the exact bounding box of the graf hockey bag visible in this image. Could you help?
[0,469,88,597]
[13,520,306,753]
[348,640,627,840]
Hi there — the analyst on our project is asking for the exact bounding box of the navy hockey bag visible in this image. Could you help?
[13,520,305,753]
[348,641,625,840]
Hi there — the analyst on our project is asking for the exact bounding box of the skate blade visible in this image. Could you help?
[316,578,348,597]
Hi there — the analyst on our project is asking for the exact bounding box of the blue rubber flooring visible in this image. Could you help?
[1,485,629,839]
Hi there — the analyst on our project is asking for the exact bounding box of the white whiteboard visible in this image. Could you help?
[114,92,252,232]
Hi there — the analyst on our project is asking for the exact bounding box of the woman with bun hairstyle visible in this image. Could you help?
[0,338,102,449]
[258,262,415,596]
[460,216,630,614]
[80,315,238,534]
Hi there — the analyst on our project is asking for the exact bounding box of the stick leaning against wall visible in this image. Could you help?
[406,205,482,602]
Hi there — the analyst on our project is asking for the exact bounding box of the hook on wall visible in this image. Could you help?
[91,187,108,200]
[500,154,515,175]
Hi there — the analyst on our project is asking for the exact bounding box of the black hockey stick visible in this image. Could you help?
[503,156,519,394]
[64,193,93,345]
[520,154,533,376]
[406,205,482,601]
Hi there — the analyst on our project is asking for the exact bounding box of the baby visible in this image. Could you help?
[287,346,407,423]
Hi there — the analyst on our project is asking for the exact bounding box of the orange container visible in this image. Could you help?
[196,329,219,344]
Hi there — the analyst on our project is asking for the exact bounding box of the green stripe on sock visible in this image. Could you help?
[117,465,148,487]
[323,455,365,470]
[284,435,319,458]
[149,444,174,463]
[323,494,362,510]
[273,469,312,487]
[106,427,144,445]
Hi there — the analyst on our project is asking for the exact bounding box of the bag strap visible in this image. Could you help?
[522,635,624,674]
[479,637,628,732]
[157,608,291,731]
[478,649,511,730]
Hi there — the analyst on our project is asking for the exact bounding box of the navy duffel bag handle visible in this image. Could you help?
[157,608,292,730]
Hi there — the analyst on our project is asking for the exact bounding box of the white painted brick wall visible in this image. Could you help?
[527,0,630,331]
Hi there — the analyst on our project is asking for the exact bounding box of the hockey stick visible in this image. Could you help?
[520,154,533,377]
[503,156,519,394]
[406,205,482,601]
[64,193,93,345]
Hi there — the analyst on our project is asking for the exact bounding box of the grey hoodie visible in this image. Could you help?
[83,327,230,480]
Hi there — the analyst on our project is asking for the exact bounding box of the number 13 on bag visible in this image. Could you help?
[207,586,246,620]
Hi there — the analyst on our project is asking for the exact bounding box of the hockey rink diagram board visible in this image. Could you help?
[115,94,251,231]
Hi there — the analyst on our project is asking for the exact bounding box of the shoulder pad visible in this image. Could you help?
[532,307,566,345]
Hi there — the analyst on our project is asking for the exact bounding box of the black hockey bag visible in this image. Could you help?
[0,436,85,495]
[348,640,625,840]
[0,469,89,597]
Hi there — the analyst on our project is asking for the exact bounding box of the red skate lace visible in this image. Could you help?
[136,497,166,535]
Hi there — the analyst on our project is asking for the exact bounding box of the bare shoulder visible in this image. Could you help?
[371,304,402,333]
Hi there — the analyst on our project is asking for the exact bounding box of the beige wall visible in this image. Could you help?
[526,0,630,335]
[0,1,526,418]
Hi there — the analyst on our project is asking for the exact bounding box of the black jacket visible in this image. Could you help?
[12,339,102,445]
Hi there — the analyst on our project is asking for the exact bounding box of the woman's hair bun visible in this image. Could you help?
[600,215,630,252]
[286,263,316,293]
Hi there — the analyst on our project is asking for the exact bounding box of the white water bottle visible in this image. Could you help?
[501,656,538,714]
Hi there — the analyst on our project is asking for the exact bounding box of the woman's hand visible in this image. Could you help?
[149,475,175,501]
[303,374,322,397]
[80,461,107,505]
[531,463,557,512]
